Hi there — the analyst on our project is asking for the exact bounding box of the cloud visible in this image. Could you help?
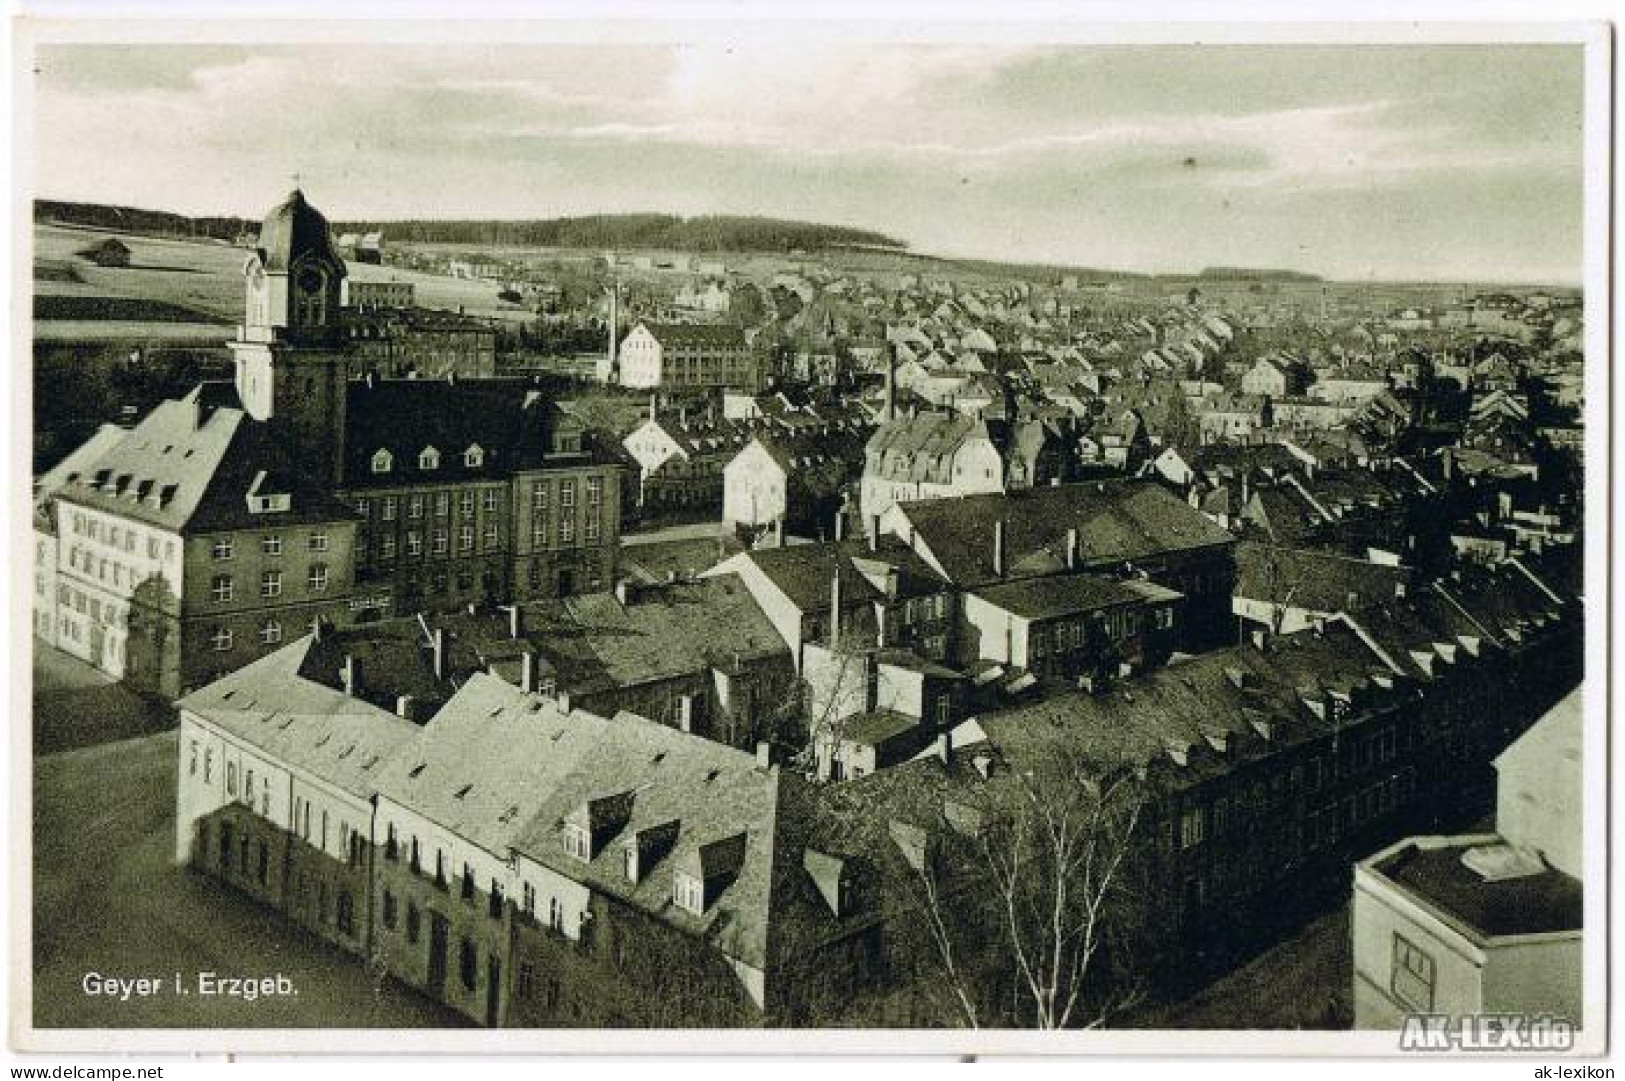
[28,41,1585,281]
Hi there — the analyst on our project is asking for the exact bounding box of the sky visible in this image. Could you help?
[30,40,1586,282]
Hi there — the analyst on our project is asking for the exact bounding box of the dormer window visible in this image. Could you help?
[419,446,440,471]
[372,449,393,474]
[563,823,591,861]
[673,871,705,914]
[464,444,485,468]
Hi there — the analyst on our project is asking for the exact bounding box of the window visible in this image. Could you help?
[406,902,421,944]
[307,564,329,593]
[432,528,448,556]
[210,574,234,602]
[434,492,449,517]
[355,498,370,517]
[189,741,198,776]
[518,962,534,1000]
[211,626,234,652]
[226,762,238,796]
[560,517,575,544]
[419,447,440,472]
[523,882,536,917]
[406,531,422,557]
[261,535,282,556]
[308,531,329,553]
[548,896,564,932]
[372,449,392,475]
[674,872,705,915]
[532,522,547,548]
[259,619,282,646]
[459,525,475,553]
[623,846,638,883]
[382,890,397,930]
[381,497,397,521]
[563,823,590,861]
[483,490,498,513]
[461,863,476,901]
[409,495,424,520]
[483,523,499,550]
[1391,933,1436,1011]
[260,570,282,598]
[460,939,477,990]
[532,482,549,514]
[560,480,575,509]
[933,694,952,727]
[459,492,474,517]
[1179,806,1205,849]
[586,477,603,505]
[584,515,600,543]
[212,539,234,560]
[380,535,397,560]
[464,444,485,468]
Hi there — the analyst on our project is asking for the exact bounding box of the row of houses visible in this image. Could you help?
[173,541,1581,1027]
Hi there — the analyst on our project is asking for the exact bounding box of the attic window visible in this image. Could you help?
[464,444,485,468]
[673,871,705,915]
[408,762,427,779]
[453,784,472,800]
[372,449,393,474]
[419,446,441,471]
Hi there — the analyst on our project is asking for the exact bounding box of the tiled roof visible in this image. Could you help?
[1234,542,1412,615]
[51,384,354,533]
[632,322,748,349]
[971,572,1148,621]
[178,636,419,800]
[342,378,593,489]
[372,673,612,856]
[513,715,793,971]
[898,479,1235,588]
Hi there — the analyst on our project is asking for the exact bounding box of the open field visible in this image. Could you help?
[33,221,536,339]
[31,730,467,1029]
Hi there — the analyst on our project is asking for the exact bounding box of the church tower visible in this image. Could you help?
[230,188,350,486]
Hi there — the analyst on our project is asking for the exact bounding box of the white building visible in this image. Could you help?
[1352,689,1584,1030]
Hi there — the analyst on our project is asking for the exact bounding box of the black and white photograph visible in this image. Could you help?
[8,10,1608,1062]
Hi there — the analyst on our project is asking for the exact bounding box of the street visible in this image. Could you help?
[32,641,174,755]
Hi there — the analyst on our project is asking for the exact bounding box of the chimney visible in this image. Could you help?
[934,729,952,765]
[310,617,325,643]
[648,392,657,421]
[432,627,447,680]
[833,511,845,543]
[868,516,881,551]
[395,694,415,721]
[520,650,538,694]
[615,579,632,605]
[1065,526,1078,570]
[1240,472,1251,507]
[1250,628,1268,652]
[829,572,843,649]
[755,741,774,771]
[340,654,361,697]
[884,343,898,421]
[502,604,522,639]
[993,519,1006,577]
[875,604,888,648]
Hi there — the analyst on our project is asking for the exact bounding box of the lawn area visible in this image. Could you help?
[31,732,467,1029]
[32,642,175,755]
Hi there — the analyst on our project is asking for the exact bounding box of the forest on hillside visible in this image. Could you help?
[331,213,906,252]
[36,200,906,254]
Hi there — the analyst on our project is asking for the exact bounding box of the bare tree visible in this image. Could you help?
[907,759,1151,1029]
